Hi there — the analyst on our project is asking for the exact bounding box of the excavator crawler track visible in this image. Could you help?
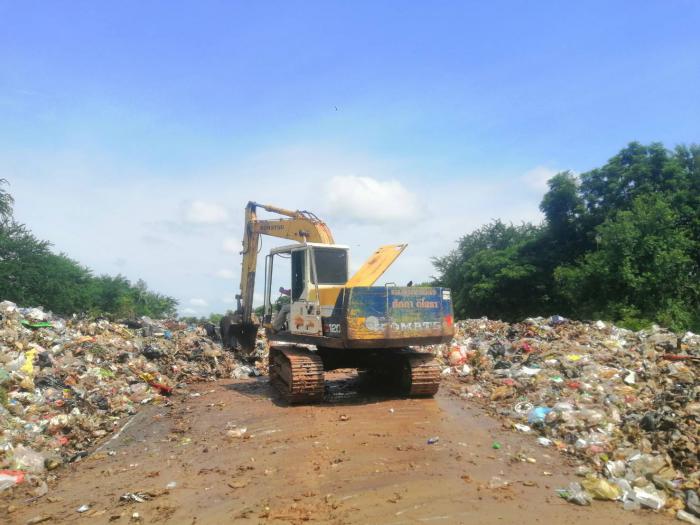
[400,353,441,397]
[269,345,325,404]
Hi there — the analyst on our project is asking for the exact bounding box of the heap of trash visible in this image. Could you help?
[437,317,700,521]
[0,300,267,493]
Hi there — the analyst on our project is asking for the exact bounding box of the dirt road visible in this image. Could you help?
[7,374,673,524]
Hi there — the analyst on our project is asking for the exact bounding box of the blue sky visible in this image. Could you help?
[2,1,699,315]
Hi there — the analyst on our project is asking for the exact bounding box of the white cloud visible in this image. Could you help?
[522,166,559,192]
[323,175,420,223]
[2,145,550,321]
[222,237,240,254]
[182,200,229,224]
[215,268,235,279]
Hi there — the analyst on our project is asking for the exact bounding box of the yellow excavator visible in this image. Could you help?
[220,201,454,403]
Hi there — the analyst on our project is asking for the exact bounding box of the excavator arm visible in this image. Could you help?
[222,201,334,352]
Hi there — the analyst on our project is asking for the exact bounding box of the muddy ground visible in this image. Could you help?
[5,374,674,525]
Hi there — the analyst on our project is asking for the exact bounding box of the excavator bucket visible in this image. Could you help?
[346,244,407,287]
[220,315,258,355]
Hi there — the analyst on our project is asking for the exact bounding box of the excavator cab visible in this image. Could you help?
[263,243,349,335]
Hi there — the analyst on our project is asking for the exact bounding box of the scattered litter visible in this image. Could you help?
[678,510,700,525]
[633,486,667,510]
[436,317,700,515]
[557,482,592,506]
[686,491,700,517]
[0,470,25,491]
[4,302,699,520]
[527,406,551,425]
[226,427,248,439]
[581,477,623,501]
[25,516,53,525]
[487,476,510,489]
[0,300,268,490]
[120,492,152,503]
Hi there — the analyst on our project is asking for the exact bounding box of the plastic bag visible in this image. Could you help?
[559,482,592,506]
[527,406,552,424]
[633,486,666,510]
[677,511,700,525]
[605,460,626,478]
[581,476,623,500]
[0,470,25,491]
[13,445,46,473]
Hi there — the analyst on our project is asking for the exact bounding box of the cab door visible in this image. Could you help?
[289,247,322,335]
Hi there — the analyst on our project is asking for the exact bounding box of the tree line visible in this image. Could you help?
[433,142,700,331]
[3,142,699,329]
[0,180,178,318]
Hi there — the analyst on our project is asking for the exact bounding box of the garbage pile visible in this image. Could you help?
[0,300,267,493]
[438,317,700,520]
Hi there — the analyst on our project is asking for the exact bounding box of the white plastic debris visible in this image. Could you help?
[226,427,247,438]
[677,510,700,525]
[633,486,666,510]
[605,460,626,478]
[0,471,24,491]
[457,364,472,376]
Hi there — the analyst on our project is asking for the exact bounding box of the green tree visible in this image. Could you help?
[433,220,544,320]
[0,221,54,306]
[274,294,290,312]
[0,179,14,223]
[0,181,178,318]
[555,194,698,330]
[434,142,700,331]
[539,171,587,257]
[89,274,177,318]
[579,142,674,224]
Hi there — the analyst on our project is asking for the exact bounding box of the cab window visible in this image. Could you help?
[291,250,306,301]
[312,248,348,285]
